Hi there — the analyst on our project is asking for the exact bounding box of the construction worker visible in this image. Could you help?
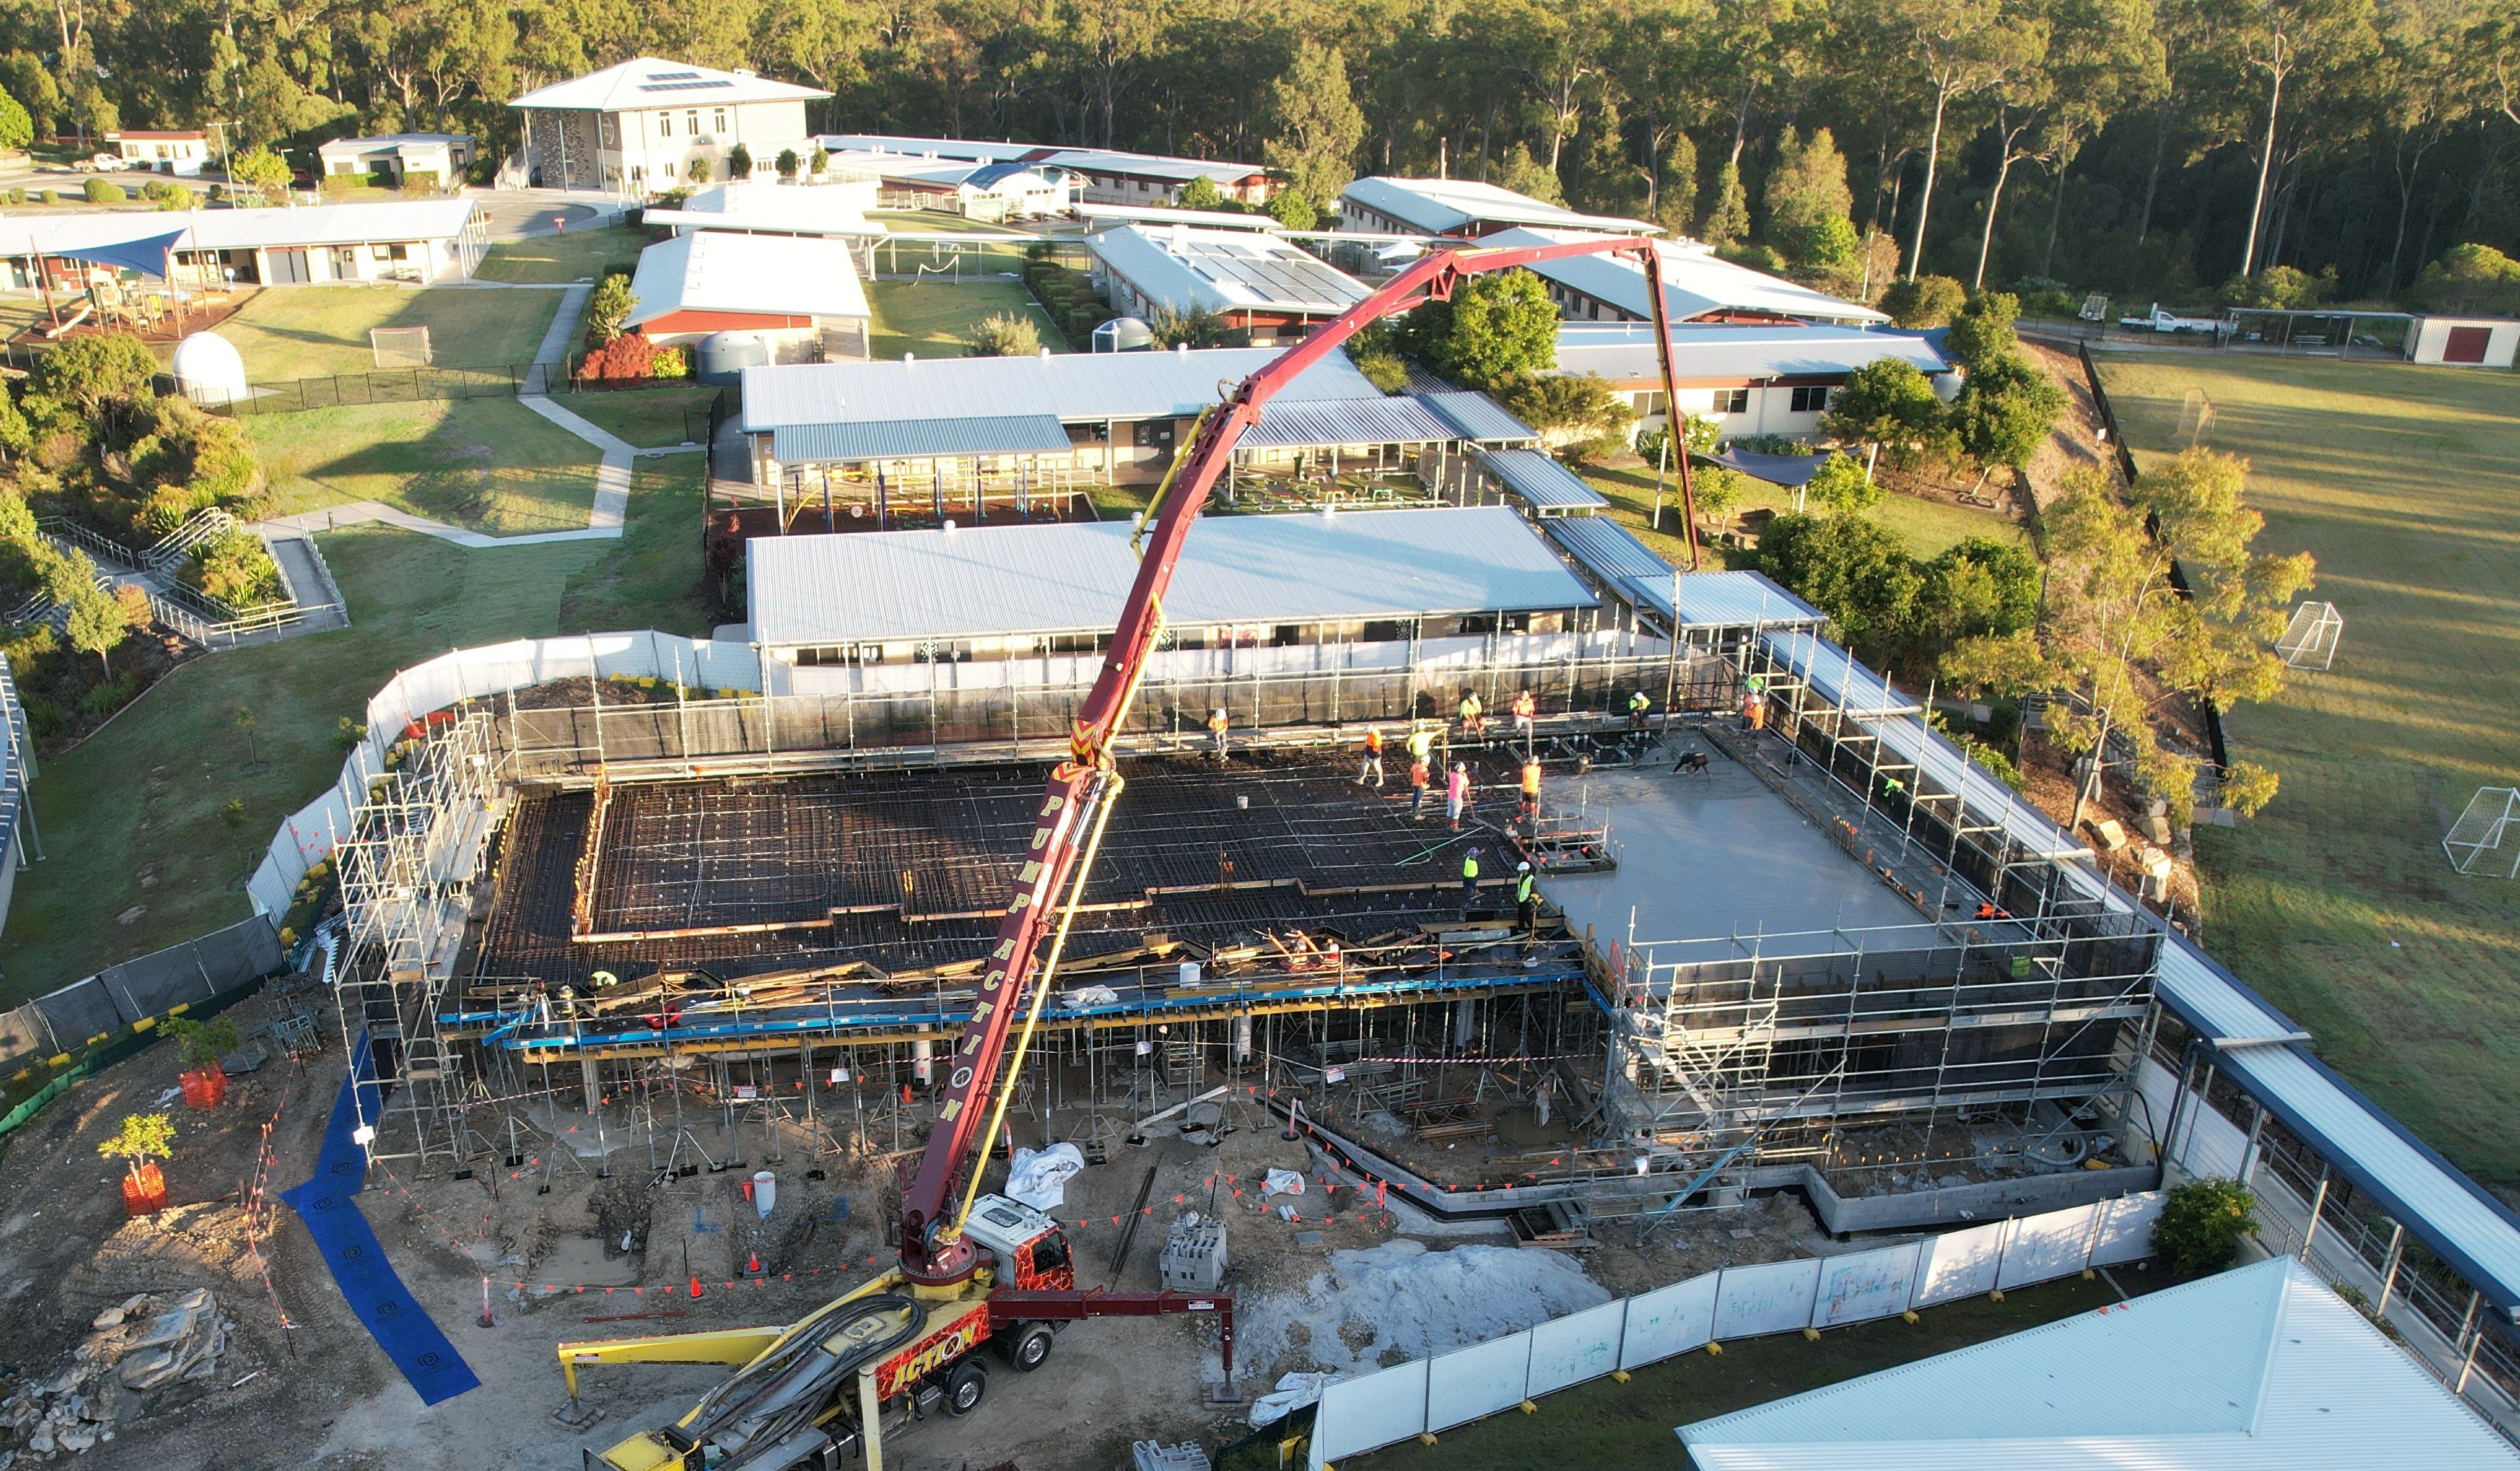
[1627,689,1653,732]
[1445,760,1471,830]
[590,969,619,990]
[1410,754,1433,815]
[1509,688,1537,745]
[1519,755,1542,822]
[1207,707,1230,763]
[1407,720,1437,767]
[1460,846,1482,911]
[1515,862,1538,932]
[1458,689,1485,740]
[1742,689,1767,731]
[1357,725,1385,787]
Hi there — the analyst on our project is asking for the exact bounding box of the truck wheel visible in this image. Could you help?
[1001,1322,1055,1372]
[944,1359,989,1417]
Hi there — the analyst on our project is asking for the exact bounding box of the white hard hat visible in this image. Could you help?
[1518,861,1531,872]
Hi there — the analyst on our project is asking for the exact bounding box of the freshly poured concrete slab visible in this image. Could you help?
[1542,746,1919,957]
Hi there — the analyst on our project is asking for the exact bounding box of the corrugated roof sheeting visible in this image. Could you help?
[0,198,480,257]
[748,505,1596,648]
[741,347,1382,433]
[1241,396,1458,449]
[1765,625,2520,1321]
[1090,224,1370,315]
[771,414,1072,464]
[1476,448,1609,510]
[1679,1259,2520,1470]
[1336,176,1656,235]
[1487,227,1888,325]
[627,230,870,325]
[1410,390,1538,444]
[1544,516,1679,621]
[1677,569,1825,627]
[1554,322,1952,385]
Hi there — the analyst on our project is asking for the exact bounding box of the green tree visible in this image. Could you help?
[1692,464,1743,532]
[689,154,712,185]
[228,146,293,206]
[1764,127,1857,277]
[1499,373,1635,462]
[1265,190,1318,229]
[1878,274,1968,328]
[1948,350,2064,486]
[1805,451,1882,513]
[1944,291,2022,369]
[98,1112,175,1184]
[0,54,58,139]
[810,145,830,176]
[776,147,800,180]
[2154,1178,2257,1274]
[1262,41,1367,207]
[967,312,1043,356]
[34,332,156,418]
[1825,358,1949,464]
[1406,270,1557,393]
[2409,244,2520,314]
[1701,161,1750,246]
[1923,536,2043,640]
[1759,511,1925,667]
[1175,174,1225,210]
[65,586,128,676]
[585,273,636,347]
[0,85,30,150]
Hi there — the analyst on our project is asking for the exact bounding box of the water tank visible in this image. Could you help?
[1092,317,1155,353]
[170,331,248,407]
[696,330,769,385]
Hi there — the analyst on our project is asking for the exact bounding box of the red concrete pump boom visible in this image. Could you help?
[896,232,1698,1287]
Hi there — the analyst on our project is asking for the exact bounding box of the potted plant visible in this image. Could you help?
[100,1112,175,1215]
[164,1016,239,1109]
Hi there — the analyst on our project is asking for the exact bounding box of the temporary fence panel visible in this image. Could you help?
[90,916,281,1025]
[1310,1359,1429,1470]
[1619,1272,1718,1369]
[1810,1241,1924,1328]
[1712,1259,1822,1339]
[1998,1202,2100,1289]
[28,978,122,1051]
[2138,1055,2252,1180]
[1424,1332,1533,1432]
[1524,1298,1628,1396]
[2087,1191,2166,1266]
[1911,1220,2009,1307]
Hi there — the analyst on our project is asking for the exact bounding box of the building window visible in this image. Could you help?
[1790,385,1830,413]
[1714,388,1751,414]
[663,160,676,180]
[686,110,700,136]
[713,107,727,134]
[1635,391,1667,417]
[658,112,672,138]
[600,114,617,146]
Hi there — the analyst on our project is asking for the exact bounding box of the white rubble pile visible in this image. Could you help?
[0,1289,232,1457]
[1241,1239,1611,1374]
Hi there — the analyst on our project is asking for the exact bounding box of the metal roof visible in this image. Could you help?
[747,506,1598,647]
[770,414,1071,464]
[1709,449,1833,487]
[1544,516,1680,620]
[1554,322,1953,386]
[741,347,1384,433]
[626,230,869,326]
[1336,177,1659,236]
[1477,449,1609,511]
[318,133,471,154]
[1679,1259,2519,1470]
[1410,390,1537,444]
[1240,396,1458,449]
[1089,224,1370,316]
[1762,623,2520,1320]
[0,199,481,258]
[1488,228,1887,326]
[1679,569,1825,627]
[816,134,1267,185]
[511,57,828,110]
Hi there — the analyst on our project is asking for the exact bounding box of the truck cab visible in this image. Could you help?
[961,1194,1074,1291]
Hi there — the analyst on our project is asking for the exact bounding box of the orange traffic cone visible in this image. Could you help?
[690,1276,705,1298]
[901,1083,913,1105]
[747,1250,763,1274]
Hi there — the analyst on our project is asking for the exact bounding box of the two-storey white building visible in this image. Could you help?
[511,58,828,197]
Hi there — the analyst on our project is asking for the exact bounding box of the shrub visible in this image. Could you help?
[334,715,367,750]
[727,143,752,180]
[1804,451,1880,514]
[141,178,187,210]
[577,332,661,381]
[585,271,636,348]
[967,312,1043,357]
[651,345,690,379]
[1498,372,1635,462]
[2218,264,2331,310]
[775,147,799,180]
[99,1112,174,1179]
[37,187,54,204]
[401,169,441,195]
[1147,304,1243,350]
[82,176,123,204]
[187,527,283,606]
[1878,274,1967,328]
[220,796,246,827]
[2154,1178,2257,1274]
[163,1015,238,1070]
[1350,350,1408,394]
[2408,243,2520,315]
[1944,291,2021,372]
[688,154,712,185]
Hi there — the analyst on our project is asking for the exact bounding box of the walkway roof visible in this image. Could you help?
[1489,228,1887,326]
[741,346,1382,434]
[1478,449,1609,512]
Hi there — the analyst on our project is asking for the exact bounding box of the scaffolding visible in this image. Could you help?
[331,710,503,1163]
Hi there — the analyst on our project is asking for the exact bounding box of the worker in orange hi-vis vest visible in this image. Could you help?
[1509,688,1537,745]
[1742,689,1766,731]
[1357,725,1385,787]
[1409,754,1432,815]
[1207,707,1230,762]
[1520,755,1542,822]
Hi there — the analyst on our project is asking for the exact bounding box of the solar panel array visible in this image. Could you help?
[1180,237,1367,308]
[640,77,736,91]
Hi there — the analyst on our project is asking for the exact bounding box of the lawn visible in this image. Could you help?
[243,397,603,536]
[2098,351,2520,1182]
[1332,1274,2122,1470]
[563,384,719,447]
[867,279,1066,360]
[0,459,708,1002]
[1583,461,2026,567]
[204,283,562,378]
[474,224,645,285]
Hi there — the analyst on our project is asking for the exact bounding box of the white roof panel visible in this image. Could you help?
[0,199,479,258]
[1679,1259,2519,1470]
[512,57,827,110]
[741,347,1384,434]
[1554,322,1950,385]
[1089,224,1369,316]
[1337,177,1659,237]
[626,231,869,326]
[748,505,1598,647]
[817,134,1266,184]
[1488,227,1888,326]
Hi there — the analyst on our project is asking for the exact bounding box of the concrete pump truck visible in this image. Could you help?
[555,226,1698,1471]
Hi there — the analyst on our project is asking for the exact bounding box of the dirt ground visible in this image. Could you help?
[0,979,1891,1471]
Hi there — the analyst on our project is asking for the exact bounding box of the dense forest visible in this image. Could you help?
[7,0,2520,304]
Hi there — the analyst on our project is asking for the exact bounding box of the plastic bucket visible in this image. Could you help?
[753,1171,777,1217]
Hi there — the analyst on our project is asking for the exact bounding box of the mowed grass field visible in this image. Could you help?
[867,280,1066,360]
[2099,352,2520,1182]
[203,283,563,378]
[243,397,603,536]
[474,224,644,284]
[0,460,710,1002]
[1583,462,2026,566]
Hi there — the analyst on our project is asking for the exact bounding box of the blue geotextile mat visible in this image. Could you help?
[282,1034,481,1405]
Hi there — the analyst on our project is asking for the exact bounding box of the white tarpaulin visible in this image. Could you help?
[1811,1242,1923,1328]
[1712,1259,1821,1339]
[1249,1371,1341,1429]
[1264,1169,1307,1196]
[1005,1143,1085,1210]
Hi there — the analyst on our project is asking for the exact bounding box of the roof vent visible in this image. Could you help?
[1175,342,1188,356]
[903,352,915,368]
[1039,346,1052,359]
[942,518,957,534]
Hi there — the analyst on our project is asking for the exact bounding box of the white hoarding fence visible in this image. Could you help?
[1308,1191,2161,1468]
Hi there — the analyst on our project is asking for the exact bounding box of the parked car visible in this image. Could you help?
[70,152,121,173]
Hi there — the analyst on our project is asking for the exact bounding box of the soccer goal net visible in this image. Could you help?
[2274,601,2342,671]
[2445,787,2520,879]
[370,325,433,369]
